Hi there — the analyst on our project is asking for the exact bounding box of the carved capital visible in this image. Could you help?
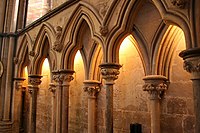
[83,80,101,97]
[14,77,26,91]
[179,48,200,78]
[170,0,187,9]
[52,69,74,84]
[143,75,168,100]
[99,63,121,84]
[183,60,200,73]
[100,25,108,36]
[28,75,42,86]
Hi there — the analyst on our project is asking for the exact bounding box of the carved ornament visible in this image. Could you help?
[52,70,74,84]
[99,63,121,84]
[170,0,187,9]
[49,83,56,95]
[143,82,168,100]
[98,2,109,16]
[28,75,42,86]
[101,68,120,81]
[100,25,108,36]
[83,86,101,97]
[14,78,25,91]
[53,26,63,52]
[13,57,18,64]
[29,51,35,56]
[83,80,101,97]
[183,60,200,73]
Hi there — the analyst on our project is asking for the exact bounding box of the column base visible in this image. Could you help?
[0,121,12,133]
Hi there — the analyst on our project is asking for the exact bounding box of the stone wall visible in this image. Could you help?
[69,51,88,133]
[160,37,194,133]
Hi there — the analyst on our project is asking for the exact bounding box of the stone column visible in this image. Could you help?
[99,63,121,133]
[28,75,42,133]
[179,48,200,133]
[83,80,101,133]
[49,83,56,133]
[13,77,25,132]
[52,69,74,133]
[143,75,168,133]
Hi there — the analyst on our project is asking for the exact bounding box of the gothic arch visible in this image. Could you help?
[106,0,157,75]
[15,33,32,77]
[61,3,104,72]
[152,25,185,80]
[152,0,193,48]
[104,0,145,62]
[62,18,103,80]
[31,22,57,74]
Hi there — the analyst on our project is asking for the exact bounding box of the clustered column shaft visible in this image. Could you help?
[14,77,26,131]
[49,83,56,133]
[180,48,200,133]
[143,75,168,133]
[28,75,42,133]
[99,63,121,133]
[52,69,74,133]
[83,80,101,133]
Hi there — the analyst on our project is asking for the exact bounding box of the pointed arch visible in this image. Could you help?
[105,0,145,62]
[31,22,57,74]
[153,25,185,80]
[88,43,103,80]
[15,33,32,77]
[61,3,104,70]
[104,0,153,76]
[152,0,193,48]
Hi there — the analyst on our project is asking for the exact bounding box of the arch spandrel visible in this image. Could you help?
[26,22,57,75]
[152,0,193,48]
[60,3,104,72]
[15,33,33,78]
[62,18,103,80]
[152,25,186,80]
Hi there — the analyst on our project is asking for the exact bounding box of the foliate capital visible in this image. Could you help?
[183,60,200,73]
[99,63,121,84]
[52,69,74,84]
[83,80,101,97]
[28,75,42,86]
[14,77,26,91]
[179,48,200,78]
[143,75,168,100]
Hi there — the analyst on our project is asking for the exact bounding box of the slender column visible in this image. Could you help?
[179,48,200,133]
[49,83,56,133]
[28,75,42,133]
[13,77,25,132]
[52,69,74,133]
[143,75,168,133]
[83,80,101,133]
[99,63,121,133]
